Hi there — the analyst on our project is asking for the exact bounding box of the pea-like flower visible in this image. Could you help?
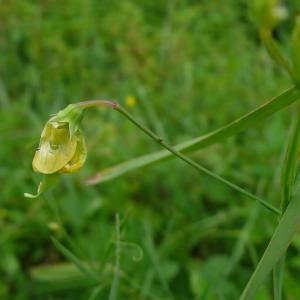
[32,120,87,174]
[25,104,87,198]
[25,100,118,198]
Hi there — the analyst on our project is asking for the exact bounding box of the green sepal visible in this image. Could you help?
[51,104,84,137]
[24,174,59,198]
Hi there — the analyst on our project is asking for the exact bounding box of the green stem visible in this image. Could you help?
[281,109,300,212]
[87,87,300,186]
[260,29,298,83]
[78,100,281,215]
[272,109,300,298]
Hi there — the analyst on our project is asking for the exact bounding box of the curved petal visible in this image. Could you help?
[59,133,87,173]
[32,122,77,174]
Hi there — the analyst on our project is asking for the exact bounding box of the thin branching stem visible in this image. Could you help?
[77,100,281,215]
[260,29,298,84]
[77,99,119,109]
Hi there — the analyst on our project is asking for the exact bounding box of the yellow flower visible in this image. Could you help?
[32,104,87,175]
[32,122,87,174]
[125,95,137,108]
[59,132,87,173]
[25,104,88,198]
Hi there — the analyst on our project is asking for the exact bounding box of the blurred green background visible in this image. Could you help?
[1,0,300,299]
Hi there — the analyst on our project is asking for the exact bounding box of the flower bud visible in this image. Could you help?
[251,0,287,30]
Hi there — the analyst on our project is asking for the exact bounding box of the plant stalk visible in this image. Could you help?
[260,29,298,84]
[78,100,281,215]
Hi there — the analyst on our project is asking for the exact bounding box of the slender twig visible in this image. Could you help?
[77,100,281,215]
[77,99,118,109]
[260,29,298,84]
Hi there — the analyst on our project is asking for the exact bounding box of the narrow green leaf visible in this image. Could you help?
[239,193,300,300]
[272,109,300,299]
[291,16,300,83]
[89,284,105,300]
[281,110,300,210]
[87,87,300,184]
[109,214,121,300]
[225,205,260,276]
[113,104,280,215]
[79,100,279,214]
[51,237,99,282]
[30,262,95,293]
[260,29,297,82]
[31,262,88,282]
[273,255,285,300]
[143,220,173,298]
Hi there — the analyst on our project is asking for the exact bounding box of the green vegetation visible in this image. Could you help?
[1,0,300,299]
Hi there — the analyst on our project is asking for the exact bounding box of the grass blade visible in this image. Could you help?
[143,220,174,299]
[51,237,99,282]
[259,29,297,83]
[89,284,105,300]
[241,109,300,300]
[109,214,121,300]
[225,205,260,276]
[115,105,280,215]
[87,87,300,184]
[281,111,300,211]
[239,193,300,300]
[272,109,300,299]
[81,101,281,214]
[273,255,285,300]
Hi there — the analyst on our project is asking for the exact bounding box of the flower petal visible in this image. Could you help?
[32,122,77,174]
[59,132,87,173]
